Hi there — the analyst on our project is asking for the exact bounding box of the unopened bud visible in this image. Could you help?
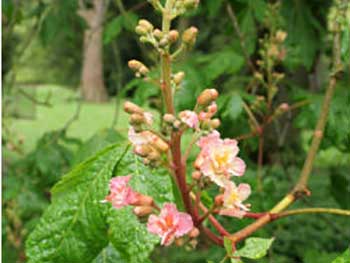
[175,238,185,247]
[173,71,185,85]
[147,148,161,161]
[124,101,144,114]
[139,65,149,75]
[173,120,181,129]
[276,30,287,43]
[134,145,152,157]
[254,72,264,80]
[133,206,153,217]
[163,113,176,123]
[210,118,221,129]
[215,194,224,206]
[192,171,202,180]
[182,27,198,46]
[153,28,163,39]
[130,114,145,125]
[189,227,200,238]
[128,60,143,71]
[135,25,148,35]
[168,30,179,43]
[158,37,169,47]
[279,103,289,111]
[184,0,199,9]
[197,89,219,106]
[152,136,169,152]
[135,193,154,206]
[138,19,153,32]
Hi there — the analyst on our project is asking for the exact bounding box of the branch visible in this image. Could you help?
[228,17,344,244]
[226,3,256,73]
[273,208,350,219]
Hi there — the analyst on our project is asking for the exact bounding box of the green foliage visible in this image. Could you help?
[25,144,125,262]
[104,12,139,44]
[332,249,350,263]
[93,244,126,263]
[234,237,275,259]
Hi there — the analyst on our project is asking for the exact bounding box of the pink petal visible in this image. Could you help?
[219,208,246,218]
[175,213,194,237]
[237,183,251,201]
[230,157,246,176]
[147,215,165,236]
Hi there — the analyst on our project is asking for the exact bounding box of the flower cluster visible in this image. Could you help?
[103,175,194,246]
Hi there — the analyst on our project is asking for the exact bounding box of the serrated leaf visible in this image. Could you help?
[108,207,158,263]
[25,144,127,263]
[92,244,126,263]
[234,237,274,259]
[116,151,174,204]
[223,94,243,120]
[332,249,350,263]
[103,16,123,44]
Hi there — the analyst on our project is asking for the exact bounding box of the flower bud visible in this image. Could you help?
[192,171,202,180]
[132,193,154,206]
[173,71,185,85]
[130,113,145,125]
[134,145,152,157]
[175,238,185,247]
[210,118,221,129]
[158,37,169,48]
[168,30,179,43]
[215,194,224,206]
[128,60,143,71]
[182,27,198,46]
[153,28,163,39]
[135,25,148,35]
[151,136,169,152]
[279,103,289,111]
[276,30,287,43]
[139,65,149,75]
[147,148,161,161]
[184,0,199,9]
[124,101,144,114]
[133,206,153,217]
[138,19,153,32]
[163,113,176,123]
[197,89,219,106]
[189,227,200,238]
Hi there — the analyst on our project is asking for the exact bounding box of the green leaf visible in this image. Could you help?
[108,207,158,263]
[332,249,350,263]
[205,0,224,18]
[223,94,243,120]
[104,16,123,44]
[25,144,127,263]
[92,244,126,263]
[122,12,139,32]
[200,50,244,83]
[234,237,275,259]
[224,237,233,257]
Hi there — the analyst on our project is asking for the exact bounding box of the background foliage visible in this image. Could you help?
[2,0,350,262]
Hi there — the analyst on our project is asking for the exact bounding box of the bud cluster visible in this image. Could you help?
[128,59,150,78]
[124,101,169,166]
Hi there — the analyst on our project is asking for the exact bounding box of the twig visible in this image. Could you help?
[226,3,256,73]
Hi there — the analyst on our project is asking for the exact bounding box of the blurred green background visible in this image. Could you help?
[2,0,350,262]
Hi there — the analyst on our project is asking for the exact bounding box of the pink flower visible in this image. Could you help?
[147,203,194,246]
[219,181,251,218]
[103,175,138,209]
[198,102,218,121]
[179,110,199,129]
[195,131,246,186]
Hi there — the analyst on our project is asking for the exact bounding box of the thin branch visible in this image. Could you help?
[226,3,256,73]
[273,208,350,219]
